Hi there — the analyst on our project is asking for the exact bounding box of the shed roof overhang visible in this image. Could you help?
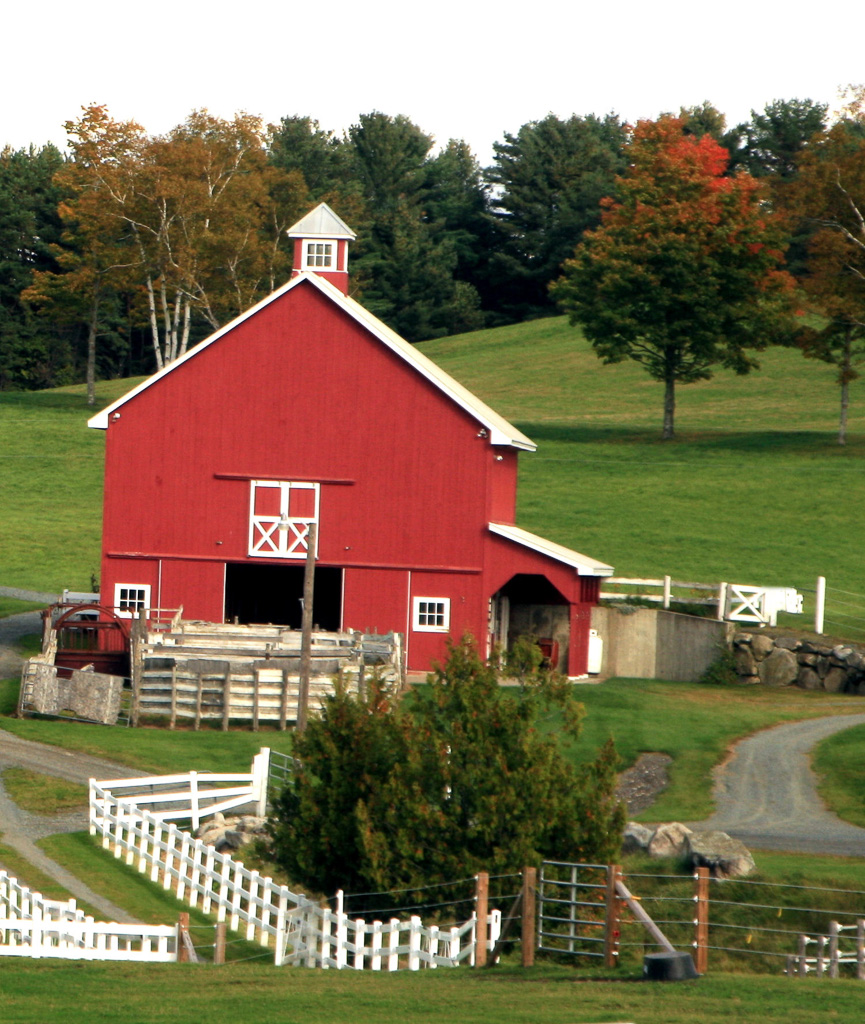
[489,522,614,577]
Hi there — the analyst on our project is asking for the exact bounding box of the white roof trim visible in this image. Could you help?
[88,274,536,451]
[489,522,614,577]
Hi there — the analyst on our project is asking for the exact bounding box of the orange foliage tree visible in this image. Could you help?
[552,118,794,439]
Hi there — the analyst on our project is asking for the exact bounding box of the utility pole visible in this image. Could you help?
[296,522,317,734]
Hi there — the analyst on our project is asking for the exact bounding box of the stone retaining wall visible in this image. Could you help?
[732,632,865,694]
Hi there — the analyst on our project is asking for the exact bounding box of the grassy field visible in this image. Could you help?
[814,721,865,829]
[4,961,865,1024]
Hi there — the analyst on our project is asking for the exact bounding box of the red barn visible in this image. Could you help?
[89,204,612,676]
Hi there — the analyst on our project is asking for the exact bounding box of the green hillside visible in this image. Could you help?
[1,317,862,638]
[424,317,864,639]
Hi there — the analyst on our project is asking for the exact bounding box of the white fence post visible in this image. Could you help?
[253,747,270,817]
[371,921,383,970]
[388,918,400,971]
[408,915,421,970]
[663,575,671,609]
[716,582,728,621]
[815,576,826,635]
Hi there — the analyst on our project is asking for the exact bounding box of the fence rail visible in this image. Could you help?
[89,753,499,970]
[601,576,806,628]
[0,870,178,962]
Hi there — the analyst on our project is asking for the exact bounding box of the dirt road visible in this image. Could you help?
[693,713,865,856]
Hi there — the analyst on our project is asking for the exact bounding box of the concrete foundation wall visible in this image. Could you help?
[591,606,731,682]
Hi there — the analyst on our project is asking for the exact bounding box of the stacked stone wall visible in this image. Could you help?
[732,633,865,694]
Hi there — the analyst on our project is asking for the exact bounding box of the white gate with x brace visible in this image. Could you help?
[724,584,803,626]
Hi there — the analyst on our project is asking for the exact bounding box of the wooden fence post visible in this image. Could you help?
[604,864,621,968]
[694,867,709,975]
[829,920,840,979]
[475,871,488,967]
[214,921,226,965]
[178,912,190,963]
[521,867,536,967]
[857,919,864,980]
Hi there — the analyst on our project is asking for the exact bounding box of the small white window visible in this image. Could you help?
[304,240,335,269]
[413,597,450,633]
[114,584,151,619]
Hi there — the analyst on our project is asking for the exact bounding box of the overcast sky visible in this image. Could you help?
[5,1,864,165]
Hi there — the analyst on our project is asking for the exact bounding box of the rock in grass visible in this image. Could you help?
[686,830,755,878]
[622,821,654,854]
[647,822,693,858]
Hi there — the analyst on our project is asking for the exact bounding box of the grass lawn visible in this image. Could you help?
[814,721,865,829]
[2,961,864,1024]
[0,598,46,618]
[1,767,88,813]
[2,670,863,822]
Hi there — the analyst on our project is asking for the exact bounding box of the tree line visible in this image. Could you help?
[1,94,864,437]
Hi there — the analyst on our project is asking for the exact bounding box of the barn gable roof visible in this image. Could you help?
[88,273,536,451]
[489,522,614,577]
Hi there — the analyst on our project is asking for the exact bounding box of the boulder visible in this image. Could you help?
[647,822,693,859]
[686,830,755,878]
[757,647,798,687]
[750,635,775,660]
[823,666,848,693]
[622,821,654,854]
[796,667,823,690]
[774,637,799,651]
[734,646,757,676]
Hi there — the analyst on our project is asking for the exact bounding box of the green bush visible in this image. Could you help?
[699,643,740,686]
[267,637,625,911]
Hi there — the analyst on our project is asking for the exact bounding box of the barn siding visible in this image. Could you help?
[98,275,610,675]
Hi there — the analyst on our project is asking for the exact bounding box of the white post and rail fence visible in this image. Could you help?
[600,576,831,633]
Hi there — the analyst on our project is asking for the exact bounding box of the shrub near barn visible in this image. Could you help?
[267,638,625,910]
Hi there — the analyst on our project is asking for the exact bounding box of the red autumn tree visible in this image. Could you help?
[552,118,794,439]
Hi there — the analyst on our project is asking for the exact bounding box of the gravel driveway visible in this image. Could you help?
[0,730,150,921]
[691,713,865,856]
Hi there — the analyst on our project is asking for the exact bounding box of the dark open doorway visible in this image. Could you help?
[224,563,342,630]
[489,573,570,674]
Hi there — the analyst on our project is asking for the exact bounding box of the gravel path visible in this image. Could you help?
[691,714,865,856]
[0,731,150,922]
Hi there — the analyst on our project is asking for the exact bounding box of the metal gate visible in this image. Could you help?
[538,861,609,959]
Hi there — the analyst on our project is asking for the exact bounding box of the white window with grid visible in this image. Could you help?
[114,584,151,619]
[412,597,450,633]
[249,480,319,559]
[304,240,335,270]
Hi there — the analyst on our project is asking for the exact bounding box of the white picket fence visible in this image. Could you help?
[89,752,499,969]
[0,870,177,961]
